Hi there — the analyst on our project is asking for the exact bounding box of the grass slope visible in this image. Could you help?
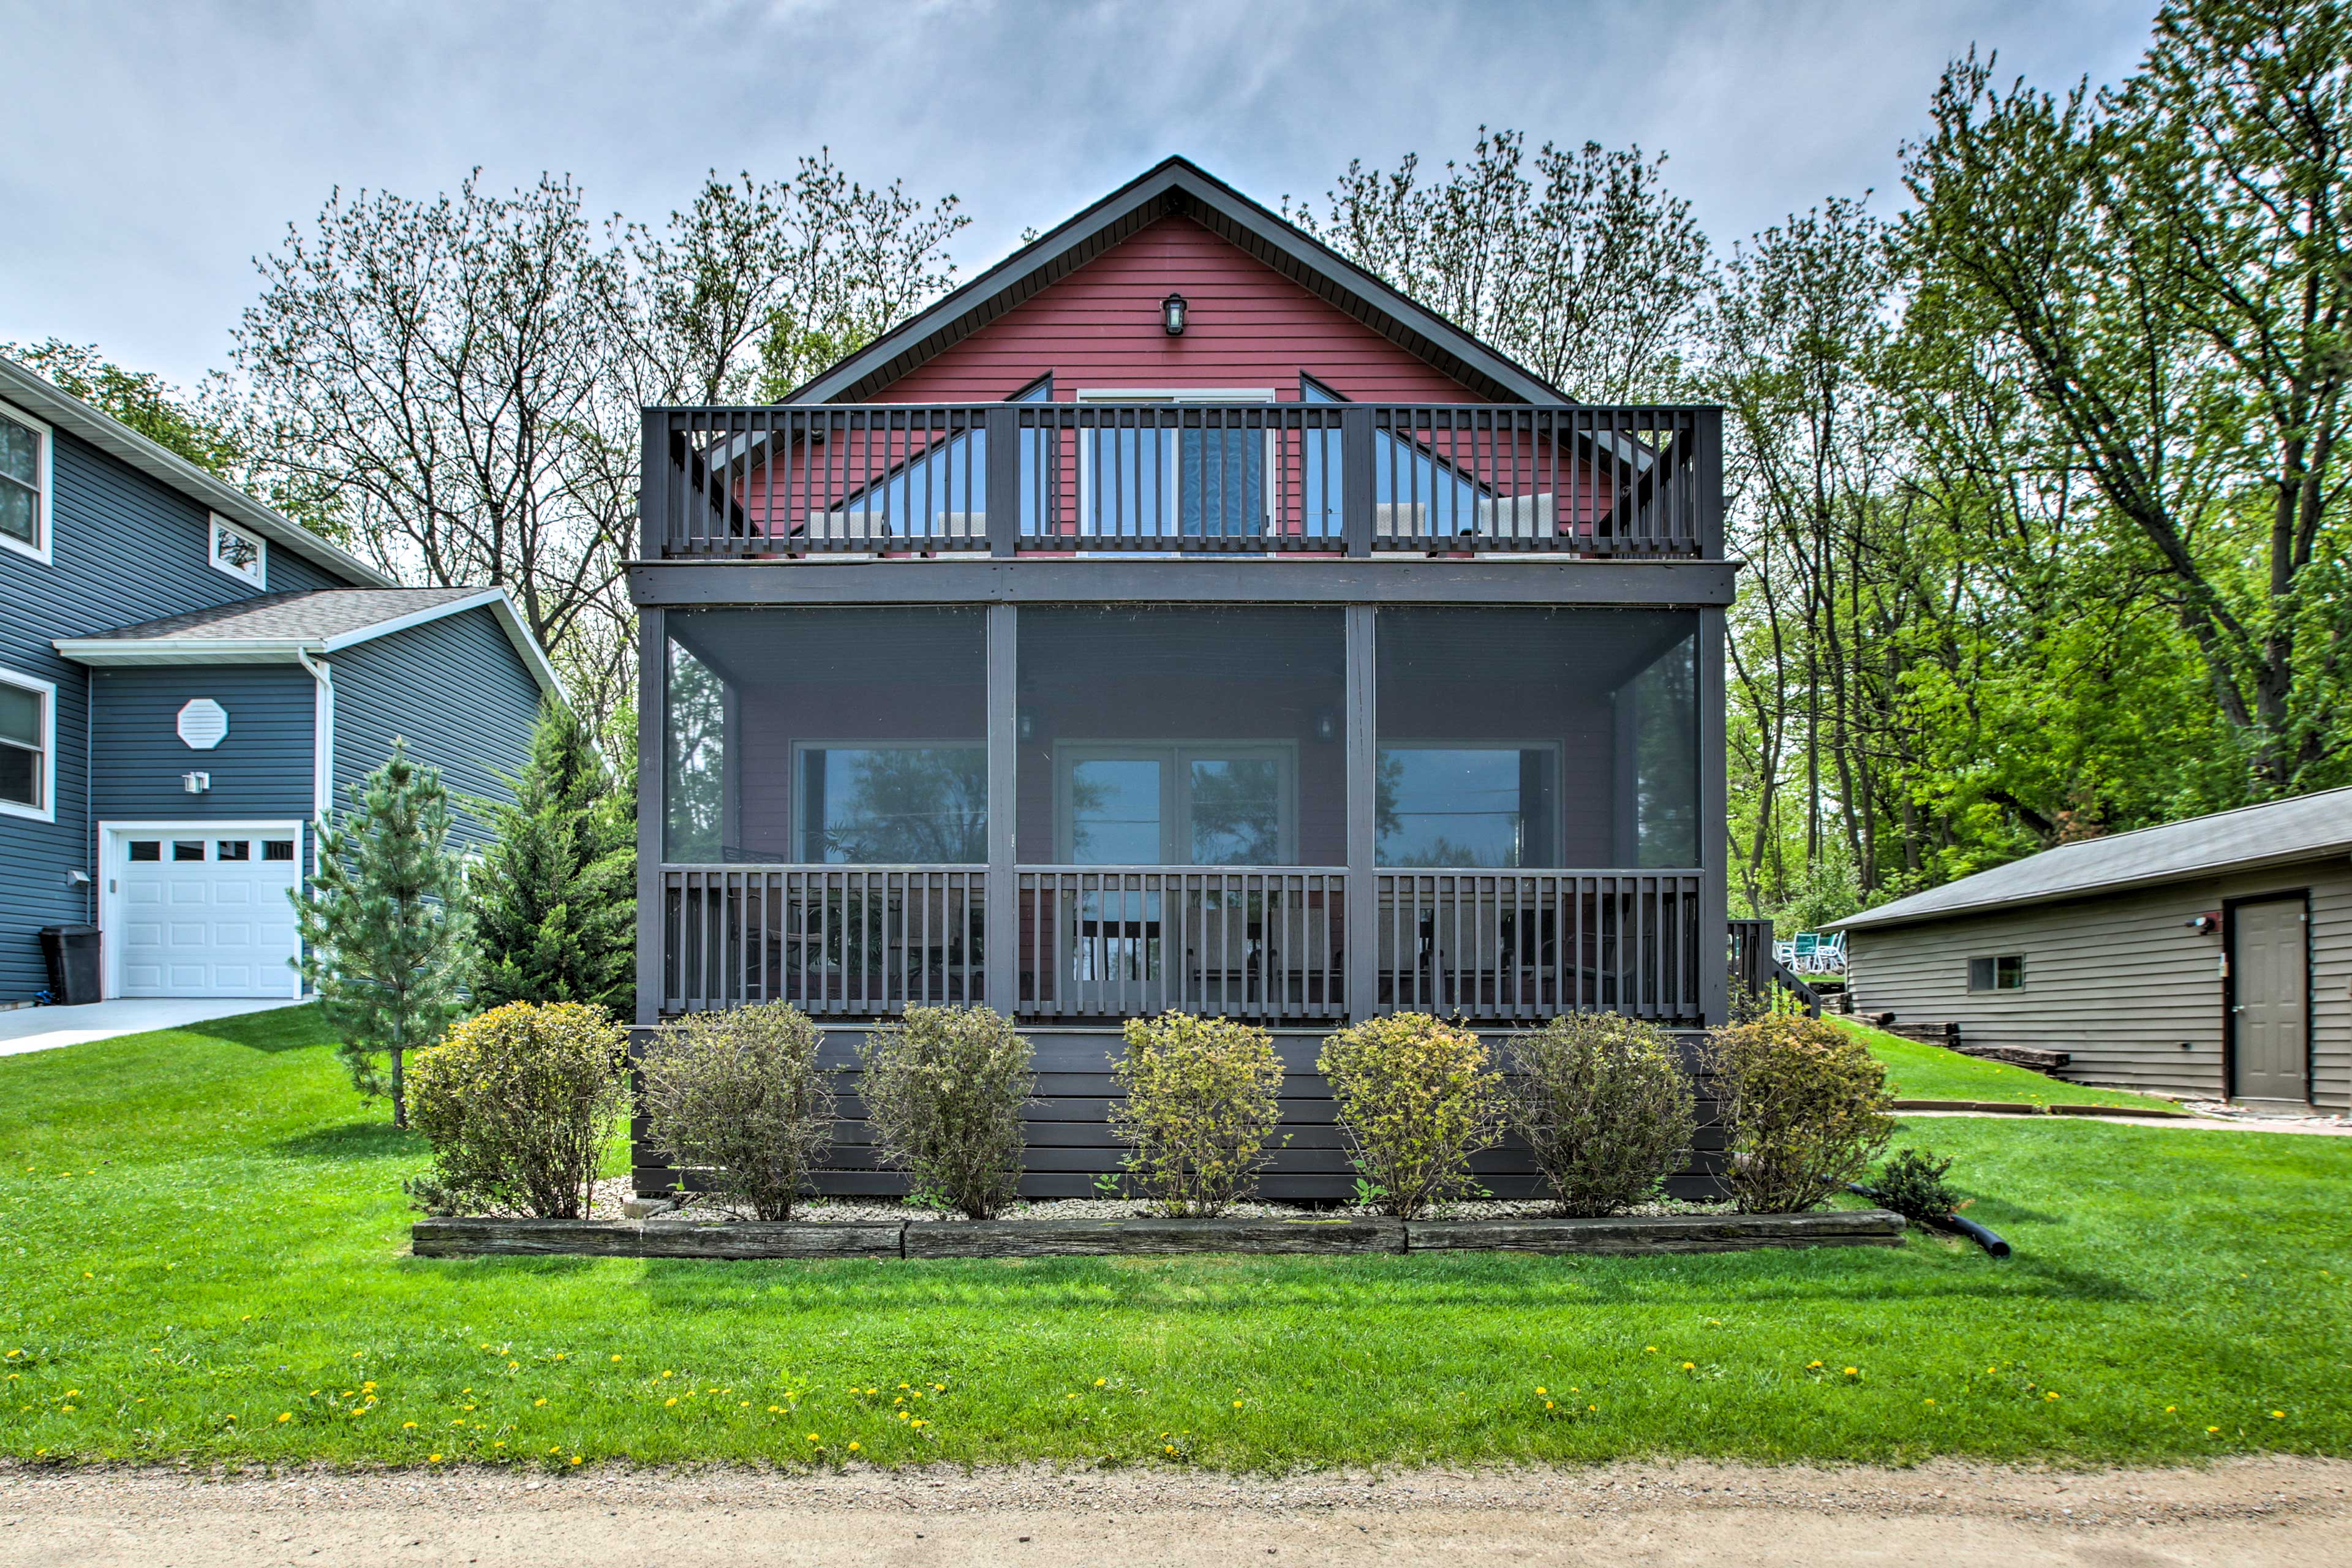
[1836,1018,2181,1112]
[2,1008,2346,1471]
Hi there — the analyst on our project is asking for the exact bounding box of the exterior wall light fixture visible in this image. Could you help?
[1161,292,1188,336]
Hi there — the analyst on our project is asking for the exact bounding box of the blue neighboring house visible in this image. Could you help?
[1,354,560,1005]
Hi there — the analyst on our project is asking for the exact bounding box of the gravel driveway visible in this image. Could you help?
[2,1458,2344,1566]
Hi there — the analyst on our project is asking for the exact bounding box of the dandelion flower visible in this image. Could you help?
[1843,1368,1858,1378]
[534,1398,546,1407]
[277,1412,291,1423]
[1681,1362,1695,1372]
[848,1441,861,1452]
[665,1397,677,1407]
[2207,1425,2220,1434]
[429,1454,442,1463]
[611,1355,622,1363]
[1095,1378,1107,1387]
[570,1455,581,1465]
[403,1421,418,1430]
[1233,1401,1243,1409]
[2271,1411,2285,1420]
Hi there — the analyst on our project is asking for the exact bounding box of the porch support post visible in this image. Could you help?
[1341,405,1374,557]
[985,407,1019,558]
[986,602,1020,1013]
[1344,604,1379,1022]
[635,607,666,1029]
[1698,605,1730,1026]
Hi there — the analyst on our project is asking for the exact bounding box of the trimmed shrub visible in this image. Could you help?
[1705,1012,1894,1213]
[1871,1145,1967,1225]
[859,1005,1033,1219]
[407,1001,627,1218]
[1111,1013,1285,1216]
[638,1001,834,1220]
[1317,1013,1502,1218]
[1508,1012,1695,1216]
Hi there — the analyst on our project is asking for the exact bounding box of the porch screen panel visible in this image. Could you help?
[1375,607,1700,868]
[1017,608,1346,866]
[663,607,988,864]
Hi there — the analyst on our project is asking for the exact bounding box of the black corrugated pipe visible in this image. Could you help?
[1847,1185,2010,1258]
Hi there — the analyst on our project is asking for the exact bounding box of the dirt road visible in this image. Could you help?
[2,1457,2344,1566]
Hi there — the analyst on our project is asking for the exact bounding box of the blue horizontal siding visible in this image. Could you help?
[0,423,363,999]
[330,606,542,848]
[91,665,316,824]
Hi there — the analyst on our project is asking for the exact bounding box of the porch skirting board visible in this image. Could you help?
[412,1210,1906,1261]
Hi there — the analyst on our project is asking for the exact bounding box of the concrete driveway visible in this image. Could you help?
[0,997,306,1059]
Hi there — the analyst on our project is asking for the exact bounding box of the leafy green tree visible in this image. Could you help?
[2,339,243,475]
[293,741,473,1127]
[470,700,636,1018]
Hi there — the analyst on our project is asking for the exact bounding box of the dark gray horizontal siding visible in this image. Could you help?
[632,1025,1730,1203]
[0,425,360,998]
[328,606,541,848]
[1847,862,2350,1109]
[90,665,315,823]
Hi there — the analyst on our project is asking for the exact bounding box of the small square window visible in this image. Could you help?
[172,840,205,862]
[128,840,161,862]
[209,514,266,586]
[263,839,296,862]
[217,839,251,861]
[1968,954,2026,991]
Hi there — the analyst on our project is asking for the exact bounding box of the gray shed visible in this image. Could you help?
[1828,788,2352,1111]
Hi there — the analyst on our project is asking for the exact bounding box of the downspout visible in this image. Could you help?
[295,647,333,1003]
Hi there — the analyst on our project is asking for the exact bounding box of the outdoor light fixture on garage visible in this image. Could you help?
[1161,292,1188,335]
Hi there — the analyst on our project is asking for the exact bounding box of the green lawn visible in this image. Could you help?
[1836,1017,2184,1112]
[2,1007,2346,1471]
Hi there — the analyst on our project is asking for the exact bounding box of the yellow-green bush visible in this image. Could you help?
[407,1001,626,1218]
[1706,1011,1894,1213]
[638,1001,834,1220]
[859,1005,1033,1219]
[1317,1012,1502,1218]
[1509,1012,1695,1215]
[1111,1012,1285,1215]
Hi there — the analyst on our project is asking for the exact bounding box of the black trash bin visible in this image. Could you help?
[39,924,101,1006]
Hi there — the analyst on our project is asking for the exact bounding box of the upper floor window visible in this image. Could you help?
[0,666,57,822]
[0,400,53,564]
[210,514,266,586]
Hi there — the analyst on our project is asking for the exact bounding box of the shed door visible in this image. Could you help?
[2230,895,2309,1104]
[111,831,303,1000]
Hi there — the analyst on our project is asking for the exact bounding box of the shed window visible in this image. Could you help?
[0,667,56,820]
[1967,954,2026,992]
[209,515,266,586]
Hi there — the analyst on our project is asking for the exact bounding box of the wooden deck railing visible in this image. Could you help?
[1376,870,1707,1024]
[1014,867,1346,1022]
[643,402,1718,560]
[662,866,986,1014]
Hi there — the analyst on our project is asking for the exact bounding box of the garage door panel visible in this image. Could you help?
[111,830,301,1000]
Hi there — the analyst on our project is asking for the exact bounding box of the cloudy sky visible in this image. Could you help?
[2,0,2157,391]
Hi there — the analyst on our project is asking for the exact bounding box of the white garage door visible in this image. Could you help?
[110,827,303,999]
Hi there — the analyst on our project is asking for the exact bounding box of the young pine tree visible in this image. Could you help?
[293,741,473,1127]
[470,700,635,1018]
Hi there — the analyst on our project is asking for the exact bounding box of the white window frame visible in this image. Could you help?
[0,665,57,823]
[1071,388,1278,540]
[0,397,55,565]
[208,513,267,587]
[1375,739,1564,870]
[1054,739,1298,865]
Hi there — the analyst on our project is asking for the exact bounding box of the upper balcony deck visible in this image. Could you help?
[638,401,1722,567]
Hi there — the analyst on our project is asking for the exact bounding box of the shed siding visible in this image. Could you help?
[0,425,357,998]
[328,606,540,848]
[1846,860,2351,1109]
[875,216,1483,405]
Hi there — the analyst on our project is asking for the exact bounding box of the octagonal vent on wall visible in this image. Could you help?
[176,698,229,750]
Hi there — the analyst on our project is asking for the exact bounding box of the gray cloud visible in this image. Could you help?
[0,0,2155,389]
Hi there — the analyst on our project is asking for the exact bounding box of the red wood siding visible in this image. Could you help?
[876,216,1482,403]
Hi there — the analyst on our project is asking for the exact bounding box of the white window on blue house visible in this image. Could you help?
[0,666,56,821]
[209,514,266,586]
[1,399,53,564]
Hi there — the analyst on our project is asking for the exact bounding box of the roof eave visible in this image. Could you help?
[53,637,322,666]
[0,356,395,589]
[1831,842,2352,932]
[785,156,1574,407]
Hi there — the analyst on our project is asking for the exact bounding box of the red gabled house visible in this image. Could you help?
[631,156,1735,1199]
